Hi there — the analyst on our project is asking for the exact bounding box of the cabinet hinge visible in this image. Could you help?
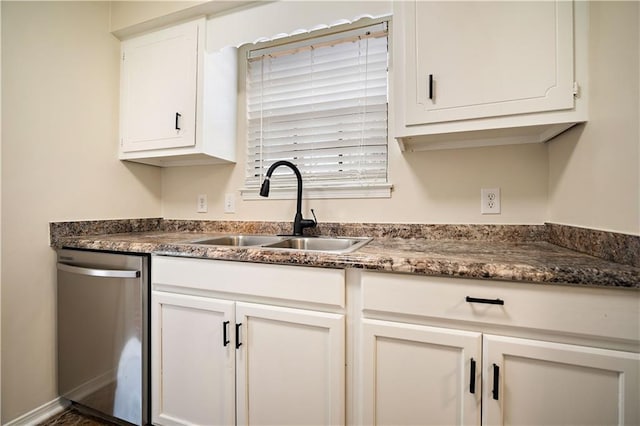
[122,52,125,61]
[573,81,580,97]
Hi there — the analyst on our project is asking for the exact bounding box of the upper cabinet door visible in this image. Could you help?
[404,1,575,126]
[120,19,200,152]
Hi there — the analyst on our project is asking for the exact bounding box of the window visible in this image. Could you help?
[243,21,390,199]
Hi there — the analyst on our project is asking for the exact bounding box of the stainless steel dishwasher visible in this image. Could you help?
[57,249,150,425]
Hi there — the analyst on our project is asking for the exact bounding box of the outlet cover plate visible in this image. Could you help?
[197,194,208,213]
[481,188,501,214]
[224,193,235,214]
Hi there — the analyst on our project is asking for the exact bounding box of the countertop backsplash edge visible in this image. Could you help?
[546,223,640,268]
[49,218,163,247]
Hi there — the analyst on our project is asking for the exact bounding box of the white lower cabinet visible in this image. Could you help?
[152,292,235,426]
[359,271,640,426]
[151,258,639,426]
[151,256,345,426]
[362,320,481,426]
[236,302,344,426]
[361,322,639,426]
[483,334,640,426]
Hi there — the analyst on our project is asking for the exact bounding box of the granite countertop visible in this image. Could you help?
[52,222,640,289]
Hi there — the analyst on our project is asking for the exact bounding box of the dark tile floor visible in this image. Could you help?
[39,407,119,426]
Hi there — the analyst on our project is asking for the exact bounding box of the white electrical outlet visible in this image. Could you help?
[224,193,235,214]
[481,188,501,214]
[197,194,208,213]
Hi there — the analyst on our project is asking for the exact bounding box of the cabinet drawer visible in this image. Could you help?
[362,272,639,343]
[153,256,344,308]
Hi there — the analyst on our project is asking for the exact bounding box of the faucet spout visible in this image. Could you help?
[260,160,317,236]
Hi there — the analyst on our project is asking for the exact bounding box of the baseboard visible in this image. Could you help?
[4,397,69,426]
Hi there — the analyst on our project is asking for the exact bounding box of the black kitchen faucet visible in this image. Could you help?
[259,160,317,236]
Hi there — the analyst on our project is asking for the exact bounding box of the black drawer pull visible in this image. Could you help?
[492,363,500,400]
[469,358,476,394]
[235,323,242,349]
[428,74,434,100]
[175,112,181,130]
[466,296,504,305]
[223,321,230,347]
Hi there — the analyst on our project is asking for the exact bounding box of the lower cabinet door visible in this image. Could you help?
[152,291,236,426]
[235,302,345,426]
[483,334,640,426]
[362,319,482,426]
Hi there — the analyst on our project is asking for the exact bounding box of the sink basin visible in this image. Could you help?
[188,234,372,253]
[190,235,285,247]
[264,237,372,253]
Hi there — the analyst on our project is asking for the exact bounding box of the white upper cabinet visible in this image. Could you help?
[121,19,198,153]
[407,1,574,124]
[394,0,588,151]
[119,18,237,166]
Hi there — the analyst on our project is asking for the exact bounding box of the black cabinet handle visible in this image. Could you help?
[492,363,500,400]
[466,296,504,305]
[428,74,434,100]
[175,112,181,130]
[235,323,242,349]
[469,358,476,394]
[223,321,230,347]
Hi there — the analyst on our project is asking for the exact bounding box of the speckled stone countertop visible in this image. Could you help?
[50,220,640,289]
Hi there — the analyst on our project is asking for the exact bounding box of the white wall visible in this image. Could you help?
[0,2,161,422]
[161,143,548,224]
[548,1,640,235]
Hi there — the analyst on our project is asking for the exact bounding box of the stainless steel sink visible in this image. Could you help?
[190,235,285,247]
[263,237,372,253]
[188,235,372,253]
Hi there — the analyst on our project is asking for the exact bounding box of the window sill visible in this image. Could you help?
[240,183,392,200]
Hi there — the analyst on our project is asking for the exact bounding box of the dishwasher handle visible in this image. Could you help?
[57,262,140,279]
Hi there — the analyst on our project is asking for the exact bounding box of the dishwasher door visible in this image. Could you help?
[57,249,149,425]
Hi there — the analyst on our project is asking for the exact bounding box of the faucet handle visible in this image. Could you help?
[299,209,318,233]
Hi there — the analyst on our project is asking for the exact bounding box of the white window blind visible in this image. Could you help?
[244,22,390,199]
